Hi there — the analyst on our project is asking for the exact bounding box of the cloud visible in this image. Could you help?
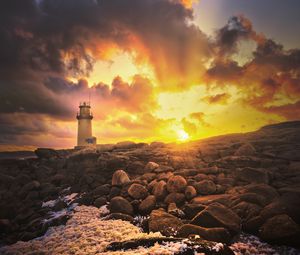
[203,93,231,104]
[205,60,243,84]
[206,16,300,120]
[181,111,210,137]
[255,100,300,120]
[0,2,299,149]
[214,15,264,58]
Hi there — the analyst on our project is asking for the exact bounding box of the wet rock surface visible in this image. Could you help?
[0,121,300,253]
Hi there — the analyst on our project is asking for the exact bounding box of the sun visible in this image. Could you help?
[177,129,190,141]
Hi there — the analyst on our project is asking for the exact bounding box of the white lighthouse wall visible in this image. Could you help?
[77,119,93,146]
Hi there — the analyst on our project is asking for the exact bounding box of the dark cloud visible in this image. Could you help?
[205,60,243,83]
[0,79,73,117]
[255,100,300,120]
[0,0,209,119]
[214,15,262,58]
[206,16,300,120]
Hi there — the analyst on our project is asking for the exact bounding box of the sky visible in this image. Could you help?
[0,0,299,151]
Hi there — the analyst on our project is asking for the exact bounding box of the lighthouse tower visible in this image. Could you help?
[76,102,97,148]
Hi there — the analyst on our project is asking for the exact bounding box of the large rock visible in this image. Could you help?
[259,214,300,246]
[110,196,133,215]
[194,180,216,195]
[144,162,159,172]
[93,184,111,197]
[237,167,269,184]
[139,195,156,215]
[166,175,187,193]
[243,184,279,205]
[152,180,168,200]
[231,201,262,224]
[177,224,231,243]
[192,194,232,207]
[148,209,183,236]
[127,183,148,200]
[112,170,130,186]
[164,192,185,206]
[185,185,197,200]
[259,193,300,224]
[183,204,206,219]
[191,202,241,235]
[94,197,107,208]
[35,148,59,159]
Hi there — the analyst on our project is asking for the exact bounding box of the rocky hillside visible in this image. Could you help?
[0,121,299,253]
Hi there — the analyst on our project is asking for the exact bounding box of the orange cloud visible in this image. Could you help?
[203,93,231,104]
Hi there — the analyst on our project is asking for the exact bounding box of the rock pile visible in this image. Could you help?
[0,121,300,250]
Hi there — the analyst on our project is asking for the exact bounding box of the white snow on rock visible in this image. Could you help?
[230,233,300,255]
[1,206,299,255]
[0,206,177,255]
[42,199,56,208]
[42,193,78,208]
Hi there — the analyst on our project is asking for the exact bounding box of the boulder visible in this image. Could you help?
[234,143,256,156]
[152,180,168,200]
[166,175,187,193]
[126,161,145,175]
[259,214,300,246]
[148,209,183,236]
[259,193,300,224]
[194,173,209,181]
[164,192,185,206]
[140,173,156,183]
[110,196,133,215]
[237,167,269,184]
[93,184,111,197]
[112,170,130,186]
[185,185,197,200]
[157,171,173,181]
[109,186,121,199]
[194,180,216,195]
[192,194,232,207]
[154,165,174,173]
[232,193,267,207]
[231,201,261,222]
[243,184,279,205]
[174,169,198,178]
[191,202,241,235]
[177,224,231,243]
[35,148,59,159]
[127,183,148,200]
[144,162,159,172]
[139,195,156,215]
[94,197,107,208]
[183,204,206,219]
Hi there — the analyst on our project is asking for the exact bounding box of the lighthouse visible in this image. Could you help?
[76,102,97,148]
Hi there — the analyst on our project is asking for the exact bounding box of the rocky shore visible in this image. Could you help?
[0,121,300,254]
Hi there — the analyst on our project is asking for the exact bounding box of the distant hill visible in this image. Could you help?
[0,150,36,159]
